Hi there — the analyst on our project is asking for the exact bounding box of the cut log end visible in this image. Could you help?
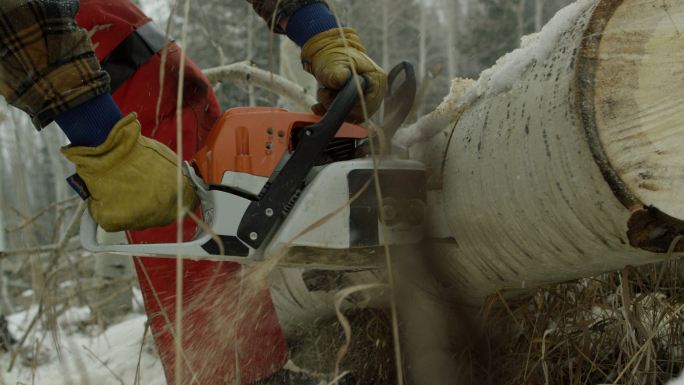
[579,0,684,227]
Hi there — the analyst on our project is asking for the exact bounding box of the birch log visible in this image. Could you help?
[411,0,684,301]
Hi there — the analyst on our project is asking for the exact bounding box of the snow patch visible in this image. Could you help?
[2,307,164,385]
[669,373,684,385]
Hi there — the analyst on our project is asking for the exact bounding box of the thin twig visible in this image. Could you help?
[7,198,79,233]
[134,322,150,385]
[82,345,125,385]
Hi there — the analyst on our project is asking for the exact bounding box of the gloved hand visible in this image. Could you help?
[0,0,110,128]
[62,114,198,232]
[301,28,387,123]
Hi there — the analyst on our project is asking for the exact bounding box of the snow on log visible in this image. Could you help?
[410,0,684,301]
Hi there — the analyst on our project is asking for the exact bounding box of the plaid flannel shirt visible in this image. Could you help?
[0,1,110,129]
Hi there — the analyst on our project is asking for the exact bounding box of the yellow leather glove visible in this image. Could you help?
[62,114,198,232]
[301,28,387,123]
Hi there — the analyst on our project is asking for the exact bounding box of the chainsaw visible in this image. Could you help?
[80,63,426,270]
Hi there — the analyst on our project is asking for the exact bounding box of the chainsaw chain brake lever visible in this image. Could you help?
[236,76,367,249]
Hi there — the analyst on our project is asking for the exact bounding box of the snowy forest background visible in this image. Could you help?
[0,0,683,385]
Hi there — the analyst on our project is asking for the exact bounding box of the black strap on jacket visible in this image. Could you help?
[101,22,171,93]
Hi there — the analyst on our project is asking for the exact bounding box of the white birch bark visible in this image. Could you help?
[408,0,684,302]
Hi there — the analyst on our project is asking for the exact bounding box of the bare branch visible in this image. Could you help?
[0,202,85,260]
[203,61,317,112]
[8,197,79,233]
[392,78,475,149]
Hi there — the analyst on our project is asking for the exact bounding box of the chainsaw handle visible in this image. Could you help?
[236,76,366,249]
[318,75,367,126]
[80,210,188,256]
[80,208,256,262]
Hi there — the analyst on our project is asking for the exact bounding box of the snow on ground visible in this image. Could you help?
[670,373,684,385]
[0,291,165,385]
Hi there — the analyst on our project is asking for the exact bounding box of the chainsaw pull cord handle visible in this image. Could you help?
[237,76,367,249]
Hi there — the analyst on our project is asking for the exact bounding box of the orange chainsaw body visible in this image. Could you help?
[194,107,369,185]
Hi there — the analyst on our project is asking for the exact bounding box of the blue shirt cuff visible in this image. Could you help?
[55,93,123,147]
[285,3,340,47]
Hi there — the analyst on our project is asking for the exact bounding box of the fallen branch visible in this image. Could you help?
[392,78,475,149]
[203,61,317,112]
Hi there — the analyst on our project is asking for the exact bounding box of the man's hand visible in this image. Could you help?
[0,0,110,128]
[62,114,198,232]
[301,28,387,123]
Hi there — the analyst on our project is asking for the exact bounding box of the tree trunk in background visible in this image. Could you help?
[93,229,132,322]
[0,141,4,254]
[43,127,68,204]
[418,4,427,86]
[11,118,44,302]
[247,3,256,107]
[535,0,546,31]
[444,0,460,81]
[0,124,9,316]
[410,0,684,302]
[416,5,428,118]
[381,0,390,72]
[278,38,317,112]
[515,0,526,41]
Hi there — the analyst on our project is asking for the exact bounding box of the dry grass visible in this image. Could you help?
[480,260,684,385]
[288,309,396,385]
[287,258,684,385]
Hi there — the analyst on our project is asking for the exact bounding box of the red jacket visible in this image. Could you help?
[76,2,288,384]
